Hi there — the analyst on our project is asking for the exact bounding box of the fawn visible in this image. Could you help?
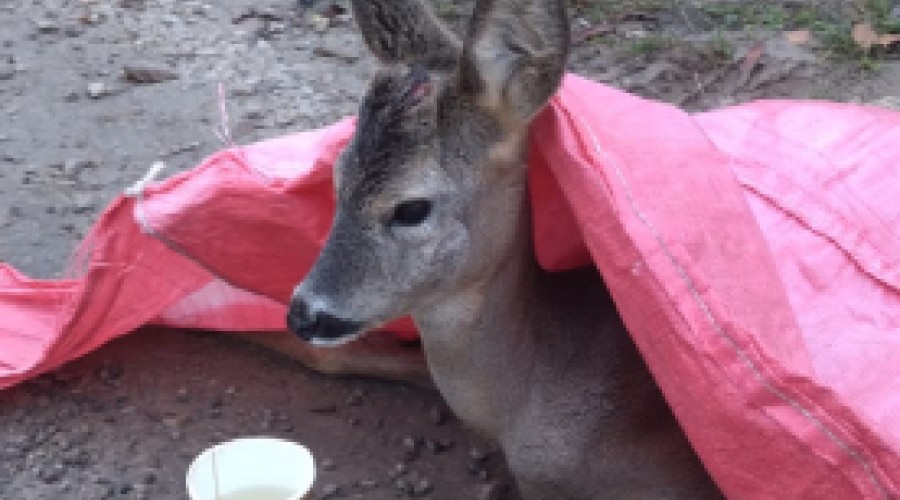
[284,0,721,497]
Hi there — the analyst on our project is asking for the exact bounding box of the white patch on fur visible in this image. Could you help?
[309,329,368,348]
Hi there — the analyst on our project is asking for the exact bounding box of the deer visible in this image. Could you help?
[282,0,723,497]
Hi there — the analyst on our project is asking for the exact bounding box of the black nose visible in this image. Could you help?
[287,299,364,343]
[287,300,317,338]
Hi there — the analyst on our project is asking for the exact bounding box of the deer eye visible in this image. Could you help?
[390,199,432,227]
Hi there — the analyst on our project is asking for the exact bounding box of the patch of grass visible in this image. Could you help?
[432,0,465,20]
[700,0,895,32]
[808,0,896,65]
[811,19,859,55]
[758,5,789,30]
[699,0,895,67]
[570,0,669,22]
[810,18,885,73]
[792,7,820,28]
[866,0,900,33]
[624,34,733,66]
[627,35,674,56]
[706,31,736,61]
[699,3,793,31]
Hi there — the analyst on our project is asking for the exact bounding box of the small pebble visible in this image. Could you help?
[87,82,106,99]
[39,464,64,484]
[357,479,377,489]
[309,13,329,33]
[425,438,453,454]
[346,388,364,406]
[412,478,433,496]
[394,477,413,494]
[95,364,124,382]
[140,469,157,485]
[122,64,178,84]
[402,435,419,450]
[476,482,505,500]
[469,447,489,463]
[320,483,341,499]
[389,462,408,478]
[35,19,59,33]
[401,435,421,462]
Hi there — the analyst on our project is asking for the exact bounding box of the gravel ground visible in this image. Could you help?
[1,0,897,499]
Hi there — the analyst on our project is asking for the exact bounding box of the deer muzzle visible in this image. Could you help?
[287,296,365,346]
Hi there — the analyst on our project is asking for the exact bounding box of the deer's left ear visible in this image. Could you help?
[351,0,461,70]
[459,0,569,124]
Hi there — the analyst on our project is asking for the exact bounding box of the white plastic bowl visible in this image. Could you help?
[186,437,316,500]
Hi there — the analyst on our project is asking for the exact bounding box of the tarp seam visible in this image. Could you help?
[572,112,889,499]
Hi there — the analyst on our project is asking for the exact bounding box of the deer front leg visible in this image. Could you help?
[232,330,433,387]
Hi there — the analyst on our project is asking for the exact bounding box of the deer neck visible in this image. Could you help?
[412,173,540,436]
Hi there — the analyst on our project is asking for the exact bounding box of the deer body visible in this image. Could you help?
[287,1,722,497]
[414,189,718,498]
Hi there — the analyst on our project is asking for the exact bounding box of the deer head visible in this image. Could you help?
[288,0,569,345]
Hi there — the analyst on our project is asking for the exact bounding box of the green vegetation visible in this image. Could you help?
[700,3,796,31]
[867,0,900,34]
[570,0,669,22]
[571,0,897,69]
[627,34,674,56]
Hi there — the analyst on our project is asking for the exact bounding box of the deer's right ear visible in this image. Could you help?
[459,0,569,124]
[350,0,461,69]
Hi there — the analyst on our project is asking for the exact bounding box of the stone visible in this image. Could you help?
[389,462,408,478]
[425,438,453,454]
[309,14,329,33]
[71,193,96,213]
[122,64,178,84]
[357,479,377,489]
[320,483,341,498]
[475,482,504,500]
[87,82,106,99]
[394,477,413,495]
[412,478,433,496]
[35,19,59,33]
[313,37,361,63]
[346,388,364,406]
[38,464,65,484]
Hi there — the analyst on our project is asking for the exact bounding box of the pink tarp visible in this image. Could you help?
[1,74,898,498]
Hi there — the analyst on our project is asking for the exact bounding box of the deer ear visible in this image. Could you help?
[459,0,569,123]
[350,0,461,69]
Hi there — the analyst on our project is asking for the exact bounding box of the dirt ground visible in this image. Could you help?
[0,0,897,499]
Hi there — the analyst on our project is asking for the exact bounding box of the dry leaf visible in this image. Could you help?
[852,23,880,50]
[852,23,900,50]
[739,41,765,77]
[784,29,811,45]
[851,23,900,50]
